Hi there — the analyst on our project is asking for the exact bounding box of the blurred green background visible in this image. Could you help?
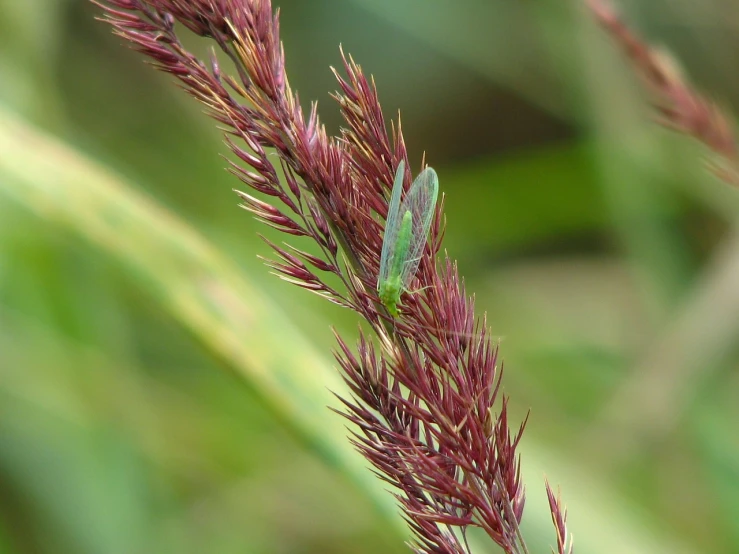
[2,0,739,552]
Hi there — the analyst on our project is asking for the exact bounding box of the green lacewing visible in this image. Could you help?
[377,160,439,317]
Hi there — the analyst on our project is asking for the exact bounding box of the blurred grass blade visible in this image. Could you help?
[0,105,404,532]
[519,444,699,554]
[346,0,574,120]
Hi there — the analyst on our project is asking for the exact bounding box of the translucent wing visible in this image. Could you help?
[378,160,406,288]
[399,167,439,288]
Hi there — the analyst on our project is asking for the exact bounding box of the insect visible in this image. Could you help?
[377,160,439,317]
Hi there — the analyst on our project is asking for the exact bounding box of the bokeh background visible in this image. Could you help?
[2,0,739,552]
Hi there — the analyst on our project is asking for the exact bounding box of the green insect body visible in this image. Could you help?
[378,210,412,316]
[377,160,439,317]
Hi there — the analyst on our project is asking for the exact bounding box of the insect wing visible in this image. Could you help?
[378,160,406,288]
[399,167,439,287]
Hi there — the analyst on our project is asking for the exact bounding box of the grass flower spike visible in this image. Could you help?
[92,1,572,552]
[587,0,739,185]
